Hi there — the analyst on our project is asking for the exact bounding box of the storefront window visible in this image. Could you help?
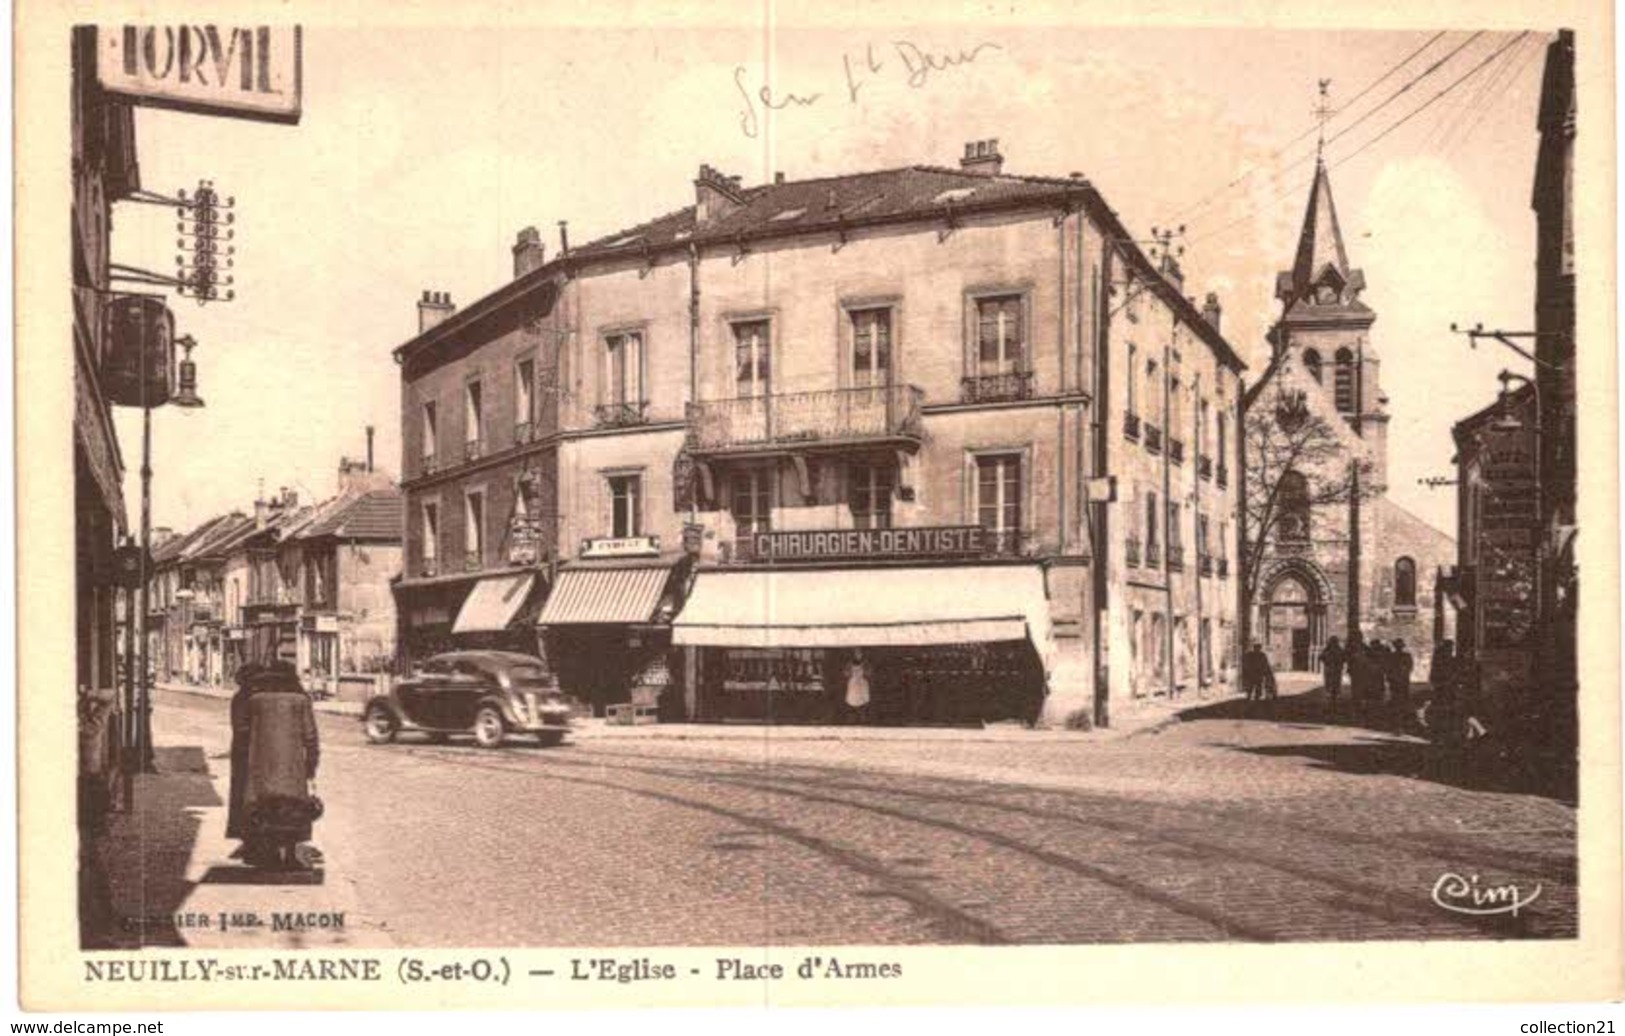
[849,462,893,529]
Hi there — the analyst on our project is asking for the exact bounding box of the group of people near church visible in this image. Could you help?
[1317,634,1416,728]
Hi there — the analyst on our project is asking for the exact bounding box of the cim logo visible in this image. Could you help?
[98,25,302,124]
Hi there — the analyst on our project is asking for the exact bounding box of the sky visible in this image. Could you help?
[110,21,1559,536]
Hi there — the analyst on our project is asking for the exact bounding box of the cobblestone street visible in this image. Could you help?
[120,685,1577,948]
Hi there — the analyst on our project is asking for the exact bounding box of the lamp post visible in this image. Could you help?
[133,331,203,772]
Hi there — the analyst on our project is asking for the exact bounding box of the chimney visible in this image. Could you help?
[959,139,1004,177]
[254,498,270,528]
[774,171,786,184]
[282,487,299,509]
[695,163,745,224]
[366,425,375,472]
[1202,291,1223,332]
[557,220,570,257]
[513,226,545,279]
[417,290,455,334]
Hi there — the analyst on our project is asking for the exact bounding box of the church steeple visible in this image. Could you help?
[1275,158,1369,311]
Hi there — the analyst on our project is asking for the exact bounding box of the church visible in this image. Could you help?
[1248,156,1455,676]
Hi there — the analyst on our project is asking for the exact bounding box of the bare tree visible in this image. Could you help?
[1239,378,1381,643]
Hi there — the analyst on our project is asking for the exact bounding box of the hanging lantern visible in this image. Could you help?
[171,335,204,408]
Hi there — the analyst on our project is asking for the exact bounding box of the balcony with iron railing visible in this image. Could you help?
[1123,411,1141,442]
[687,384,924,455]
[960,370,1034,404]
[595,400,650,429]
[464,439,484,463]
[1125,535,1141,567]
[1169,438,1185,466]
[1146,540,1161,568]
[1167,544,1185,572]
[1145,423,1163,454]
[1198,454,1213,480]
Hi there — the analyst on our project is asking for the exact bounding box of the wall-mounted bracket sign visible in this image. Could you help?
[97,25,302,125]
[580,536,662,559]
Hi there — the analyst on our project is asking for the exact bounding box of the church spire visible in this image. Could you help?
[1276,81,1366,309]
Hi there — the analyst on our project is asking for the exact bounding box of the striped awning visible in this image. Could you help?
[536,563,675,626]
[452,573,535,634]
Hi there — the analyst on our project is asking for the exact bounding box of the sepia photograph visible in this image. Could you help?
[15,0,1621,1013]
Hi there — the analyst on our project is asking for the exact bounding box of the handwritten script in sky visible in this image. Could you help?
[734,40,1005,139]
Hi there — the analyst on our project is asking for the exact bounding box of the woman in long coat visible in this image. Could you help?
[228,660,321,868]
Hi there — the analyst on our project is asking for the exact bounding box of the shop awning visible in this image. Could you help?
[671,565,1054,661]
[536,562,675,626]
[452,573,536,634]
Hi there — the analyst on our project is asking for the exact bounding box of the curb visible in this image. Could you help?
[158,682,365,717]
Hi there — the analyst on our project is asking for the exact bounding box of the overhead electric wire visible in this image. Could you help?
[1168,31,1446,223]
[1438,35,1542,155]
[1184,32,1531,250]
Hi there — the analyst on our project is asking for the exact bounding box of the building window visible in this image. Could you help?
[422,401,438,465]
[1395,556,1417,609]
[515,357,535,435]
[1278,470,1310,542]
[851,308,892,388]
[1217,413,1228,470]
[732,467,772,534]
[1145,489,1160,559]
[1303,349,1323,384]
[1200,617,1213,683]
[1126,344,1139,415]
[606,331,643,406]
[609,474,642,538]
[976,295,1024,376]
[849,462,894,530]
[422,501,440,568]
[465,379,484,453]
[976,454,1022,545]
[1334,348,1355,413]
[734,320,771,398]
[465,490,485,568]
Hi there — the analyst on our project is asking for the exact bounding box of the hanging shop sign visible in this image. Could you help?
[509,515,547,566]
[97,25,302,125]
[736,525,1008,563]
[102,295,176,408]
[580,535,661,559]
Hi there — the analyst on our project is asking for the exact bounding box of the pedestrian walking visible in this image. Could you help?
[1389,638,1415,730]
[228,659,322,870]
[1242,642,1272,703]
[844,649,872,725]
[1319,635,1345,715]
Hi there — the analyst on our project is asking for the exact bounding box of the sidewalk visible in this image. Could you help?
[84,701,378,950]
[159,679,1244,742]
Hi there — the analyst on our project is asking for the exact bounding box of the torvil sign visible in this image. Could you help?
[738,526,1010,563]
[97,25,302,124]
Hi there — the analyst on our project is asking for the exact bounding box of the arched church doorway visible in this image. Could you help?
[1263,571,1328,672]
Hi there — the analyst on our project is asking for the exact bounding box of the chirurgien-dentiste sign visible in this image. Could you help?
[96,25,302,125]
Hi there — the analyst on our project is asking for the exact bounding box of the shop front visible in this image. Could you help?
[671,554,1055,726]
[535,544,687,717]
[393,566,546,666]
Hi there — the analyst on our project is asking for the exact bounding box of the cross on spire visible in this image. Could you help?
[1314,78,1335,159]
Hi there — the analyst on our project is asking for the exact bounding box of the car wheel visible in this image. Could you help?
[472,707,506,749]
[363,704,398,745]
[532,730,565,748]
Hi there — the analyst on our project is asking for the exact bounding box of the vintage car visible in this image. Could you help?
[362,650,571,748]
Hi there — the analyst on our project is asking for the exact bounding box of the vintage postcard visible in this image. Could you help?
[15,0,1622,1012]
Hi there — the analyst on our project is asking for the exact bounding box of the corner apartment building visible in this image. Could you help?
[393,141,1244,726]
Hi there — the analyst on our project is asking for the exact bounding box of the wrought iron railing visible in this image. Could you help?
[961,371,1034,404]
[1170,438,1185,465]
[687,384,923,453]
[1145,423,1163,454]
[1146,541,1161,567]
[1167,544,1185,572]
[595,401,650,429]
[464,551,482,573]
[1125,535,1141,567]
[1198,454,1213,480]
[464,439,483,463]
[1123,411,1141,441]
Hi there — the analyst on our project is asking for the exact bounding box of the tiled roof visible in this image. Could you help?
[299,489,402,541]
[395,162,1246,374]
[152,513,237,566]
